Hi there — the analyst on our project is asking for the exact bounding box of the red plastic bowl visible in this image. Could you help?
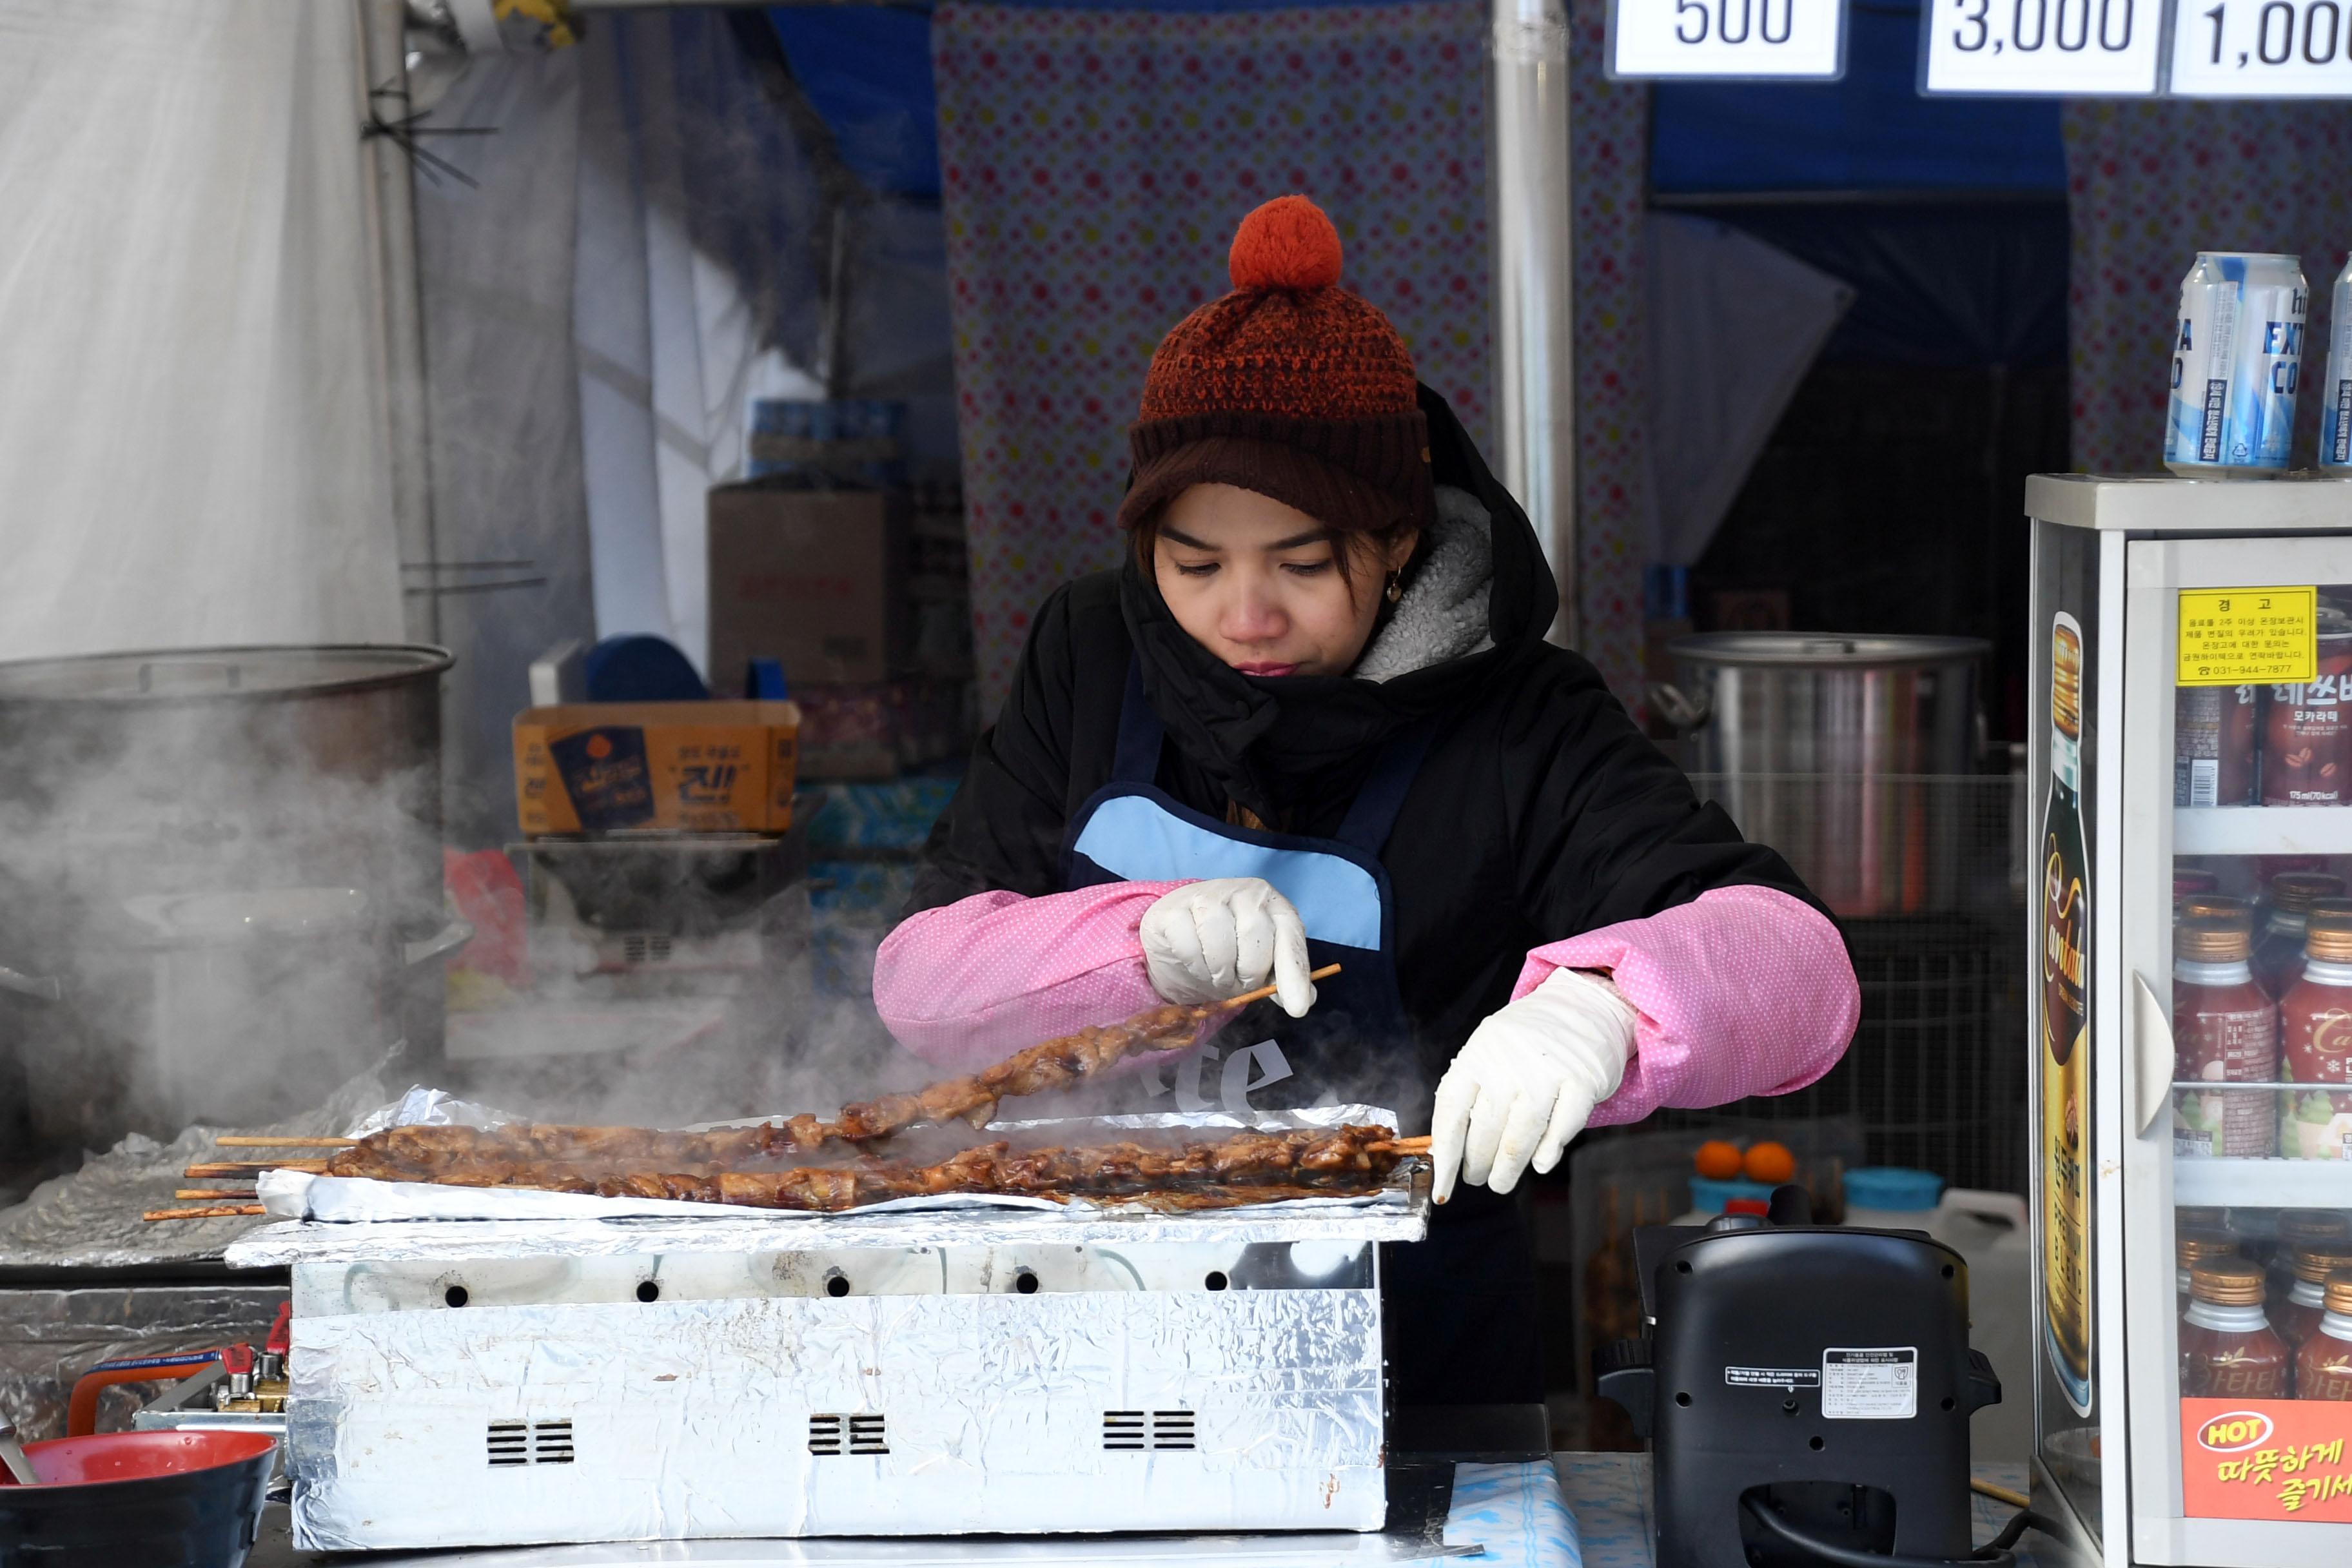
[1,1429,277,1568]
[2,1429,274,1487]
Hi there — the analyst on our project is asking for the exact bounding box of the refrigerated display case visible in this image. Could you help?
[2028,474,2352,1567]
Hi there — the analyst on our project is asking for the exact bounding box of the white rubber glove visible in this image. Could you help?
[1139,877,1317,1019]
[1430,968,1637,1202]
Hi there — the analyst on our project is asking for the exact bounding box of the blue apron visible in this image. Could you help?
[1061,660,1433,1113]
[1059,657,1544,1406]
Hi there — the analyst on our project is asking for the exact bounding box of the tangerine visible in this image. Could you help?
[1743,1141,1797,1184]
[1693,1139,1743,1181]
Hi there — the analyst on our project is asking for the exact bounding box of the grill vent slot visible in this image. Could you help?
[489,1420,577,1467]
[533,1420,575,1464]
[1103,1410,1196,1451]
[809,1413,887,1456]
[487,1421,529,1467]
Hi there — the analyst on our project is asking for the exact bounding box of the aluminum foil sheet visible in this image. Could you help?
[225,1098,1427,1268]
[288,1284,1389,1549]
[0,1071,393,1269]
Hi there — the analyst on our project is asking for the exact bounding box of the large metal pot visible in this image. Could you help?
[1652,633,1990,917]
[0,646,456,1146]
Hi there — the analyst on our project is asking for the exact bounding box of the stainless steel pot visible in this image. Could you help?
[0,646,458,1144]
[1652,633,1990,918]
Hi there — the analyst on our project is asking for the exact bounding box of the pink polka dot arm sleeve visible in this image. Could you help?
[872,881,1190,1073]
[1513,885,1858,1127]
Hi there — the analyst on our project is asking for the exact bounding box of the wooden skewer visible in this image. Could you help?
[177,1188,257,1200]
[143,1204,266,1221]
[1371,1137,1431,1155]
[1212,963,1341,1012]
[178,968,1339,1171]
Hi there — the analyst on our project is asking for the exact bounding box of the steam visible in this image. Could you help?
[0,687,451,1154]
[0,674,1401,1170]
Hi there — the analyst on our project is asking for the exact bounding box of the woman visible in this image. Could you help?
[874,196,1858,1404]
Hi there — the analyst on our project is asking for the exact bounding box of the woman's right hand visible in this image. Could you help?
[1140,877,1317,1018]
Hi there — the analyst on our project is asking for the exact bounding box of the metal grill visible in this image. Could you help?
[809,1413,888,1456]
[487,1421,527,1467]
[533,1420,574,1465]
[488,1420,576,1467]
[1102,1410,1195,1451]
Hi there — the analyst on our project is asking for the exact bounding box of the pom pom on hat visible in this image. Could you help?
[1228,195,1343,291]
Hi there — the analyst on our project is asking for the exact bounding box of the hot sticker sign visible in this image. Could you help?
[2180,1398,2352,1521]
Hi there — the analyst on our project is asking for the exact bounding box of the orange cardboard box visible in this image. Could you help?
[513,701,799,836]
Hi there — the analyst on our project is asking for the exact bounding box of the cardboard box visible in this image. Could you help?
[513,701,799,836]
[707,483,908,689]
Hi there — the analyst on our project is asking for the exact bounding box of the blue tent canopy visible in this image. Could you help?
[1649,0,2066,193]
[765,0,1440,201]
[769,0,2066,201]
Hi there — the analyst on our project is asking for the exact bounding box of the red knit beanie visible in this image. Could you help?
[1117,196,1433,538]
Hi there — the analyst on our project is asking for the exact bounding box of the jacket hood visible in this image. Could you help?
[1118,383,1560,823]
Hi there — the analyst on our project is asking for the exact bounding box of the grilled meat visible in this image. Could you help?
[320,1125,1405,1213]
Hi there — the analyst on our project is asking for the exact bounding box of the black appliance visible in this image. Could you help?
[1595,1187,2010,1568]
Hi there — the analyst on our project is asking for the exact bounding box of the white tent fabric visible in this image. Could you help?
[1642,211,1854,569]
[573,12,823,680]
[0,0,402,658]
[408,47,600,845]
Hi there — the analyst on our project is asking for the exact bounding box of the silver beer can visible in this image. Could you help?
[2320,253,2352,473]
[2165,251,2308,478]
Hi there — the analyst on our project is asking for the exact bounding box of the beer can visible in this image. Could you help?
[2166,252,2309,478]
[2177,683,2262,807]
[2322,253,2352,473]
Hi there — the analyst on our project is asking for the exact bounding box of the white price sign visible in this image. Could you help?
[1606,0,1845,79]
[1921,0,2162,94]
[2170,0,2352,95]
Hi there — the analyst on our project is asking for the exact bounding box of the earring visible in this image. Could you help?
[1384,571,1402,603]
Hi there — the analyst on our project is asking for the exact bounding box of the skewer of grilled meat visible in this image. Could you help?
[315,1124,1408,1213]
[267,966,1346,1177]
[787,963,1341,1146]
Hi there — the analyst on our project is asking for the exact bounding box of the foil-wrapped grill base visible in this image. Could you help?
[240,1097,1409,1549]
[288,1262,1389,1550]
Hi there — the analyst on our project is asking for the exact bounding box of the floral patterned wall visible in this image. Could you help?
[2064,99,2352,472]
[935,0,1652,709]
[934,0,1499,709]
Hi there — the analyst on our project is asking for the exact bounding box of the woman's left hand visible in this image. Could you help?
[1430,969,1637,1201]
[1139,877,1317,1017]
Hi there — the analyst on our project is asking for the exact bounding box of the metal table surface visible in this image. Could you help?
[240,1407,1560,1567]
[240,1475,1493,1567]
[1555,1451,2054,1568]
[240,1447,2048,1566]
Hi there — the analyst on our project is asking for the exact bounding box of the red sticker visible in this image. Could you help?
[2181,1399,2352,1521]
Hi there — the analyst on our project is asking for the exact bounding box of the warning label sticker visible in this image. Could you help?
[1821,1348,1918,1419]
[1724,1366,1821,1390]
[2178,587,2318,686]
